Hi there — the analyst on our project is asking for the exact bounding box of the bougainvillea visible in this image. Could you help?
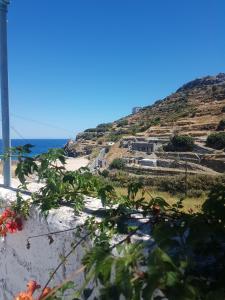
[0,208,23,237]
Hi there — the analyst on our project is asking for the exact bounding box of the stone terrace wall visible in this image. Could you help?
[0,185,102,299]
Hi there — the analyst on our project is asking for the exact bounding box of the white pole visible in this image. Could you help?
[0,0,10,187]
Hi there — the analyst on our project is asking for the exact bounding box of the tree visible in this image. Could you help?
[164,135,194,151]
[109,158,125,170]
[206,132,225,149]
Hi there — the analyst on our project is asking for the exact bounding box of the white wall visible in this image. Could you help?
[0,183,102,299]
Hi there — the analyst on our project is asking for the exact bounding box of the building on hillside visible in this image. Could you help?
[139,158,157,167]
[132,107,142,114]
[120,137,169,154]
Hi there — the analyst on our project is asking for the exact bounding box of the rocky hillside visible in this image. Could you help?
[66,73,225,156]
[128,73,225,139]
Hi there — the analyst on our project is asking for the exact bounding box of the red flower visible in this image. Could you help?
[0,208,23,236]
[1,208,15,219]
[6,220,18,233]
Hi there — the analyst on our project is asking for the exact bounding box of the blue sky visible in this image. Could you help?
[2,0,225,138]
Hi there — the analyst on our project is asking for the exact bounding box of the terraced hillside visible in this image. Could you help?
[127,73,225,139]
[66,73,225,171]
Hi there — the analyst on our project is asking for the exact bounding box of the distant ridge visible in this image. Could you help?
[176,73,225,93]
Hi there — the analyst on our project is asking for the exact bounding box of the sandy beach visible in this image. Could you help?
[0,156,90,178]
[64,157,89,171]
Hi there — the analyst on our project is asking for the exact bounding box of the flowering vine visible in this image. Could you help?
[0,208,23,237]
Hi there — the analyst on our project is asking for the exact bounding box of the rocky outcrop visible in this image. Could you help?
[64,139,92,157]
[176,73,225,92]
[64,139,76,157]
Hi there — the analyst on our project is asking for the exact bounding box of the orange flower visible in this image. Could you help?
[14,280,41,300]
[15,294,33,300]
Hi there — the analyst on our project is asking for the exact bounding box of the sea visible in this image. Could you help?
[0,139,68,158]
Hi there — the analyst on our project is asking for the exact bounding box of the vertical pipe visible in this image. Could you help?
[0,1,11,187]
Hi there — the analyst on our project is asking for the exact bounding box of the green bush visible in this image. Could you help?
[84,127,107,133]
[81,132,96,140]
[150,117,161,126]
[100,169,109,177]
[206,132,225,149]
[96,122,113,130]
[130,125,139,135]
[217,119,225,131]
[164,135,194,151]
[107,133,123,142]
[84,128,96,132]
[117,119,128,127]
[109,158,126,170]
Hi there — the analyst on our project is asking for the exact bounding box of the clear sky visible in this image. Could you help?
[2,0,225,138]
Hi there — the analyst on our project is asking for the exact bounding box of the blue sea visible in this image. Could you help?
[0,139,68,158]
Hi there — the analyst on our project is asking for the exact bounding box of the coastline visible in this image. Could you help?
[0,156,90,177]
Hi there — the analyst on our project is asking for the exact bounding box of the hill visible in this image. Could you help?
[120,72,225,139]
[66,73,225,150]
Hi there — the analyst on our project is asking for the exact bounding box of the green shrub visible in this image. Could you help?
[109,158,125,170]
[150,117,161,126]
[84,127,108,133]
[164,135,194,151]
[107,134,122,142]
[130,125,139,135]
[80,132,96,140]
[117,119,128,127]
[217,119,225,131]
[97,123,113,130]
[100,169,109,177]
[206,132,225,149]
